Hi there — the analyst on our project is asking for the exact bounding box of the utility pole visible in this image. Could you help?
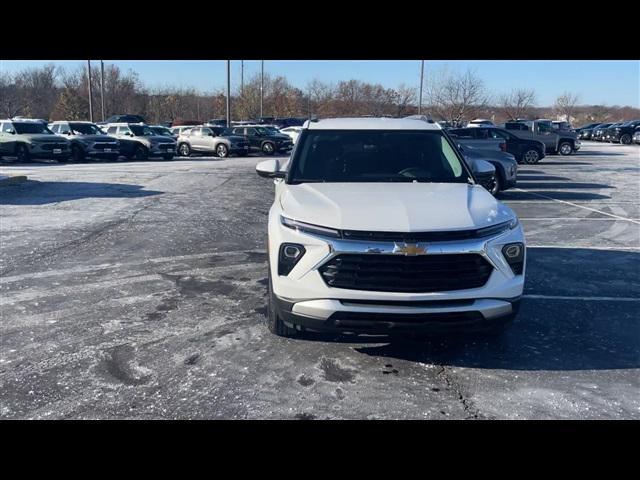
[260,60,264,119]
[418,60,424,116]
[100,60,105,121]
[87,60,94,122]
[240,60,244,97]
[226,60,231,128]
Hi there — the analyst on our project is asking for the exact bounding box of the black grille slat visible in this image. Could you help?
[319,253,493,293]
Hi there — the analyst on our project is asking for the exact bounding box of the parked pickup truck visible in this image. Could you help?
[501,120,580,156]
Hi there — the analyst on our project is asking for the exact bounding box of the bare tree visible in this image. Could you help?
[425,68,490,124]
[0,72,26,118]
[499,88,537,120]
[553,92,581,122]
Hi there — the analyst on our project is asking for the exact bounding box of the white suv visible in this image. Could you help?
[256,117,526,337]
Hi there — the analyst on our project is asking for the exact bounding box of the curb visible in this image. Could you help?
[0,174,28,186]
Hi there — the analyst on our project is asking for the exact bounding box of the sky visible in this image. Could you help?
[1,60,638,107]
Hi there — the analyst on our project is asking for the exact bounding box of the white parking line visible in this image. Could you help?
[519,217,640,221]
[527,245,640,250]
[512,188,640,225]
[524,294,639,302]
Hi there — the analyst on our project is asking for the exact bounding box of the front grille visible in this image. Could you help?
[342,224,508,242]
[40,143,67,151]
[158,143,174,150]
[319,253,493,292]
[328,310,484,329]
[93,142,118,150]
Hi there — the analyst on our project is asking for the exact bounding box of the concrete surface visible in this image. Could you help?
[0,142,638,419]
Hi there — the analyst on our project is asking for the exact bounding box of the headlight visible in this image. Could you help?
[280,216,341,238]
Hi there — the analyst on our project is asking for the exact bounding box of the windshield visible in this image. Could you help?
[151,127,172,136]
[130,125,156,136]
[288,130,470,184]
[255,127,270,135]
[211,127,234,136]
[13,122,53,134]
[70,123,103,135]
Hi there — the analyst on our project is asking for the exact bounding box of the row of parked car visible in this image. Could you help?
[0,117,304,162]
[574,120,640,144]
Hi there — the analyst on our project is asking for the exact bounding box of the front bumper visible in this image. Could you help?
[149,143,176,156]
[269,214,526,333]
[29,143,70,159]
[274,295,520,334]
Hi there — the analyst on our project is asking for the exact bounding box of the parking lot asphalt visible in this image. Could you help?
[1,142,639,419]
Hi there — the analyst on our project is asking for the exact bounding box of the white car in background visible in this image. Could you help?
[256,117,525,338]
[280,126,303,144]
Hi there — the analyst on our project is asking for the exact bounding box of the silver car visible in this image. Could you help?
[176,126,249,158]
[49,121,120,161]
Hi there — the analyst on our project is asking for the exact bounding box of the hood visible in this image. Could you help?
[280,182,515,232]
[75,134,116,142]
[269,133,291,141]
[463,147,516,167]
[26,134,68,142]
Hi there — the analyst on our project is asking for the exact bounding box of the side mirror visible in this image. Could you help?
[470,159,495,176]
[256,159,285,179]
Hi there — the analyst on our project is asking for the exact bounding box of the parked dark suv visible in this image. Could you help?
[99,114,146,125]
[449,127,546,164]
[576,122,604,140]
[230,125,293,155]
[609,120,640,144]
[591,123,613,141]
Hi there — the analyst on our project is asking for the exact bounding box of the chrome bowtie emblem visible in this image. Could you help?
[393,242,427,256]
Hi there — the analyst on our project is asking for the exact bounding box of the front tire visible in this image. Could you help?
[15,144,30,162]
[267,269,298,338]
[620,134,632,145]
[490,173,502,196]
[522,148,541,164]
[133,145,148,160]
[178,143,191,157]
[71,145,85,162]
[215,143,229,158]
[262,142,275,155]
[558,141,573,156]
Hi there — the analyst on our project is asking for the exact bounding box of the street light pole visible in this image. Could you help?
[418,60,424,116]
[241,60,244,97]
[100,60,105,121]
[226,60,231,128]
[87,60,94,122]
[260,60,264,119]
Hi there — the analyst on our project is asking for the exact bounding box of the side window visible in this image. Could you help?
[107,126,117,134]
[201,128,212,137]
[59,124,71,134]
[117,126,131,135]
[191,128,202,137]
[49,124,59,133]
[2,122,13,133]
[538,123,551,133]
[488,129,508,140]
[246,128,257,135]
[475,129,489,139]
[232,128,244,135]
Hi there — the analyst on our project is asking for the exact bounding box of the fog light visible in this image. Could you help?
[502,242,525,275]
[278,243,306,276]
